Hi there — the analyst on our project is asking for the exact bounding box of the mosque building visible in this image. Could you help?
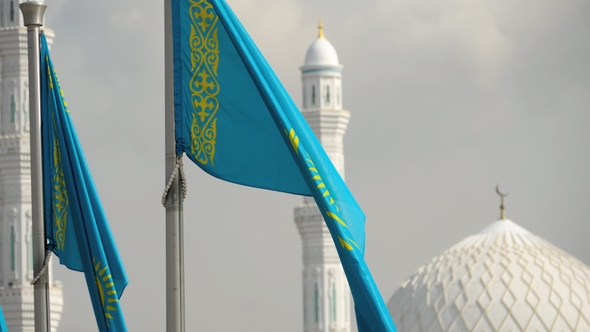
[0,6,588,332]
[0,1,63,331]
[296,21,590,332]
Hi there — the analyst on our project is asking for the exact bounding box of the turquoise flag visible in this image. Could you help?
[40,34,128,332]
[172,1,396,330]
[0,306,7,332]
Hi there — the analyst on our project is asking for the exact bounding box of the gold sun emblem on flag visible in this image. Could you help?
[93,258,119,325]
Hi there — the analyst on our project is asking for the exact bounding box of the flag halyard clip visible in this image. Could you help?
[30,249,53,285]
[161,154,188,207]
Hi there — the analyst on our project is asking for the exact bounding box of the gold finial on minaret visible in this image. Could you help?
[496,184,509,220]
[318,16,324,38]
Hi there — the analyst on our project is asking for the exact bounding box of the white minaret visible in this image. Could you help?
[295,20,352,332]
[0,1,63,331]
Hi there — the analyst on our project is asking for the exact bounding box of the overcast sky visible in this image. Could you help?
[40,0,590,330]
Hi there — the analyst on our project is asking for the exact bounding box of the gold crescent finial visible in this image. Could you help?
[496,184,509,220]
[318,16,324,38]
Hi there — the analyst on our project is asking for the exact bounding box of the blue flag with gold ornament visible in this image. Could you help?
[172,1,396,330]
[40,34,128,332]
[0,305,7,332]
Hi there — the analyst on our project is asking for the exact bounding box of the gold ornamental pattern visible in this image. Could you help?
[47,61,69,251]
[52,116,68,251]
[189,0,219,165]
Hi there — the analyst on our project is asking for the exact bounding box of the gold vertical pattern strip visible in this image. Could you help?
[52,115,68,251]
[189,0,219,165]
[48,61,69,251]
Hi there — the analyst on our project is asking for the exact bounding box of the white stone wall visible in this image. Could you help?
[301,71,343,111]
[295,204,351,332]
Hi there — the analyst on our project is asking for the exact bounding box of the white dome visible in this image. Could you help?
[303,37,340,67]
[388,219,590,331]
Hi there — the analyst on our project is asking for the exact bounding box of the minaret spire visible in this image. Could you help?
[297,24,351,332]
[496,185,509,220]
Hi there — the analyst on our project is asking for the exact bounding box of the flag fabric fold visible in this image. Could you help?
[171,0,396,330]
[40,34,128,332]
[0,306,7,332]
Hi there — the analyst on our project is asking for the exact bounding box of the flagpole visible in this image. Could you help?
[164,0,185,331]
[20,2,50,332]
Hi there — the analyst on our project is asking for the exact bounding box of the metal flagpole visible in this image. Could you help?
[164,0,185,331]
[19,2,50,332]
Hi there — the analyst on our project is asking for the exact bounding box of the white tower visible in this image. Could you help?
[295,20,352,332]
[0,1,63,331]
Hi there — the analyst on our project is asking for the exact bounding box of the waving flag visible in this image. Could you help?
[40,34,128,332]
[172,0,395,330]
[0,306,7,332]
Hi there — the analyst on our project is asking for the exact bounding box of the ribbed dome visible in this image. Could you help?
[388,219,590,331]
[303,37,340,67]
